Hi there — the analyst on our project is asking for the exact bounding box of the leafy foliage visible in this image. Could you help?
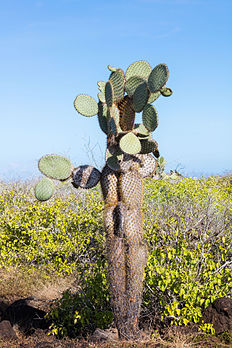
[48,260,113,338]
[0,175,231,336]
[0,181,104,275]
[143,176,232,326]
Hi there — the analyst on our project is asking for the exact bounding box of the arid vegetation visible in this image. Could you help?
[0,174,231,346]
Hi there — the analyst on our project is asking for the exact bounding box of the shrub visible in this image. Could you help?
[48,260,113,338]
[0,176,231,336]
[143,176,232,326]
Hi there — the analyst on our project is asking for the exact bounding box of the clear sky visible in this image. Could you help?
[0,0,231,181]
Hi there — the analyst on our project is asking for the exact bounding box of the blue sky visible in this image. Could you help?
[0,0,231,180]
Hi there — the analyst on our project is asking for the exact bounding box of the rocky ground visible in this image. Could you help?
[0,296,232,347]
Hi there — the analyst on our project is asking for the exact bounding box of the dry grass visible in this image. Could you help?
[0,266,78,303]
[0,331,232,348]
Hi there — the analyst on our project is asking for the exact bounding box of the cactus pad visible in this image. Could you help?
[97,81,106,103]
[125,60,152,80]
[106,144,123,171]
[72,165,101,189]
[111,103,121,133]
[119,132,141,155]
[160,87,173,97]
[106,146,123,160]
[153,146,160,158]
[107,104,121,135]
[108,65,117,72]
[98,102,108,134]
[133,82,149,113]
[35,177,55,201]
[118,95,135,131]
[134,123,150,138]
[148,91,161,104]
[125,76,145,97]
[38,154,73,180]
[140,139,159,154]
[109,116,117,136]
[109,69,125,102]
[148,64,169,93]
[107,154,122,171]
[105,81,114,107]
[142,104,158,132]
[74,94,98,117]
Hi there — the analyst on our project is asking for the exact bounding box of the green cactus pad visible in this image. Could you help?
[125,76,145,97]
[38,154,73,180]
[134,123,150,138]
[107,155,120,171]
[109,116,117,135]
[105,81,114,107]
[72,165,101,189]
[133,82,149,113]
[119,132,141,155]
[140,139,159,154]
[97,102,108,134]
[148,91,161,103]
[160,87,173,97]
[125,60,152,80]
[35,177,55,201]
[74,94,98,117]
[97,81,105,88]
[148,64,169,93]
[142,104,158,132]
[97,81,106,103]
[111,103,121,133]
[106,152,123,171]
[105,146,123,160]
[109,69,125,102]
[108,65,117,72]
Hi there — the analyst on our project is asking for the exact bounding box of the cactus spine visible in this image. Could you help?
[35,61,172,340]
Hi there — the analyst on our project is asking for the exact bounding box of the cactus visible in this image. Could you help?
[35,177,55,201]
[142,104,158,132]
[35,60,172,340]
[74,94,98,117]
[133,81,149,112]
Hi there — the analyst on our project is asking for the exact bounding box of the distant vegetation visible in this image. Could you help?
[0,175,231,338]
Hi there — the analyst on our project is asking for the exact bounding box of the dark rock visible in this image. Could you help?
[0,300,8,320]
[90,328,118,342]
[0,320,18,339]
[1,297,50,335]
[201,297,232,334]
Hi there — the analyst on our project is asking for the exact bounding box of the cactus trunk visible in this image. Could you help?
[101,164,148,339]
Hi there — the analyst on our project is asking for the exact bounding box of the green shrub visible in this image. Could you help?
[143,176,232,326]
[0,182,104,275]
[48,259,113,338]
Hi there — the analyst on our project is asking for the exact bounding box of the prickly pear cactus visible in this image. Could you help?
[35,60,172,339]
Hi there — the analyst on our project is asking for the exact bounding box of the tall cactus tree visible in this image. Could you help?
[35,60,172,340]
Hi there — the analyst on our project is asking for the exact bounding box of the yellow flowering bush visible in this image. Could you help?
[143,175,232,327]
[0,181,104,275]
